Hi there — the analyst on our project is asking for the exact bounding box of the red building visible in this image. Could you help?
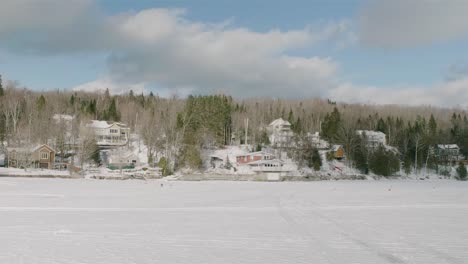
[236,151,275,164]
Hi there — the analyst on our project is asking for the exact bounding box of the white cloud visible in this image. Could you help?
[359,0,468,48]
[4,0,467,107]
[72,78,147,95]
[329,78,468,108]
[75,8,346,97]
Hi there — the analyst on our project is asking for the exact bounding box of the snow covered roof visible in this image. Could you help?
[268,118,291,127]
[53,114,74,121]
[7,144,54,153]
[236,151,275,158]
[437,144,459,149]
[86,120,128,129]
[331,145,343,151]
[87,120,111,129]
[356,130,386,137]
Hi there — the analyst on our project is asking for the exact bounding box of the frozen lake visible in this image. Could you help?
[0,178,467,264]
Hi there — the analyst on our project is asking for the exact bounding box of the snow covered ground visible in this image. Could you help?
[0,178,467,263]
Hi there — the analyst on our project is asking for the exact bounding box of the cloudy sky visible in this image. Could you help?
[1,0,468,107]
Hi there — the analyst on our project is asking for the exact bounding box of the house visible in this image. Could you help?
[246,159,292,180]
[331,145,345,160]
[210,155,225,168]
[236,151,275,164]
[307,132,330,149]
[267,118,294,147]
[86,120,130,146]
[435,144,461,163]
[7,144,55,169]
[106,150,138,169]
[356,130,386,148]
[247,159,285,172]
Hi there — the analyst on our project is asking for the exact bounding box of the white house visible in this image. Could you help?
[267,118,294,147]
[307,132,330,149]
[86,120,130,146]
[107,151,138,168]
[356,130,386,148]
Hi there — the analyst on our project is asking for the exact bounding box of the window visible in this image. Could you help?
[110,129,118,134]
[41,151,49,160]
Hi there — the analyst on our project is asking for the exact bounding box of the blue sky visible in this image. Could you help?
[1,0,468,106]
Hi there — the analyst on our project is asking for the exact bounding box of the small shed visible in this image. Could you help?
[331,145,345,160]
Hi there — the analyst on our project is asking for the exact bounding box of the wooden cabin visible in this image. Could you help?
[331,145,345,160]
[7,144,56,169]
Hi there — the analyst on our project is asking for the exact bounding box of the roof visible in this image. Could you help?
[356,130,386,137]
[268,118,291,127]
[437,144,459,149]
[7,144,55,153]
[53,114,74,121]
[87,120,111,129]
[331,145,343,151]
[236,151,275,157]
[87,120,129,129]
[247,159,284,166]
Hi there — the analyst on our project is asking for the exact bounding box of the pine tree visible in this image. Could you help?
[321,107,342,142]
[428,114,437,136]
[0,74,4,97]
[36,95,46,111]
[158,157,172,176]
[104,88,110,99]
[369,145,400,177]
[106,98,120,121]
[90,142,101,164]
[69,94,76,106]
[310,148,322,171]
[456,162,467,181]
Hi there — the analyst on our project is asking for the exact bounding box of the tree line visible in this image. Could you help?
[0,76,467,178]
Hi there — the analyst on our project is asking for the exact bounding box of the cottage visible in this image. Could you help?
[331,145,345,160]
[86,120,130,146]
[7,144,55,169]
[236,151,275,164]
[267,118,294,147]
[308,132,330,149]
[435,144,461,163]
[106,150,138,169]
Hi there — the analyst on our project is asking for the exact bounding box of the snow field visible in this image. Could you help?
[0,178,467,263]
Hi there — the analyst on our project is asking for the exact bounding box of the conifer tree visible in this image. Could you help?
[0,74,4,97]
[456,162,467,180]
[321,107,342,142]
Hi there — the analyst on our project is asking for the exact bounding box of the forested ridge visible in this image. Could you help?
[1,76,467,176]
